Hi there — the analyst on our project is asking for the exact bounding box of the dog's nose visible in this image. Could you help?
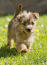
[27,29,31,32]
[26,25,32,32]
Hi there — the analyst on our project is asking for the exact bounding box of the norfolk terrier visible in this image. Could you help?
[7,4,39,53]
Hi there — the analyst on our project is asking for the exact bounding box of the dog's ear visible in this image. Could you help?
[33,12,39,19]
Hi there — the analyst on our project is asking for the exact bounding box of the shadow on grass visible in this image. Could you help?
[0,45,19,58]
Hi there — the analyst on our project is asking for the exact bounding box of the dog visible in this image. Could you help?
[7,4,39,53]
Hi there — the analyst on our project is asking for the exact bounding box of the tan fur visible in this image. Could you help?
[7,5,39,53]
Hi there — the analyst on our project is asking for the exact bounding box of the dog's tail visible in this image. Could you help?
[14,4,23,18]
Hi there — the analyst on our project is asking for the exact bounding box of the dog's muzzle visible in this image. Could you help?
[26,25,32,32]
[26,29,31,32]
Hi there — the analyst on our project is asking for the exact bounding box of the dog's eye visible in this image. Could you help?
[23,22,26,26]
[31,22,34,25]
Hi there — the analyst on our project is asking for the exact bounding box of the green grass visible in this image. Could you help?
[0,14,47,65]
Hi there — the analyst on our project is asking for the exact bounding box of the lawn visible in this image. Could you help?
[0,14,47,65]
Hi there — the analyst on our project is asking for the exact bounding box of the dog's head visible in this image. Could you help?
[16,11,39,34]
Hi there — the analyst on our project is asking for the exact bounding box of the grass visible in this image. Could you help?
[0,14,47,65]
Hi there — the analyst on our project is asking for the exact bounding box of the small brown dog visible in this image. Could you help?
[7,4,39,53]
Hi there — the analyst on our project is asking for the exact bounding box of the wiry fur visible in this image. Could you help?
[7,5,39,53]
